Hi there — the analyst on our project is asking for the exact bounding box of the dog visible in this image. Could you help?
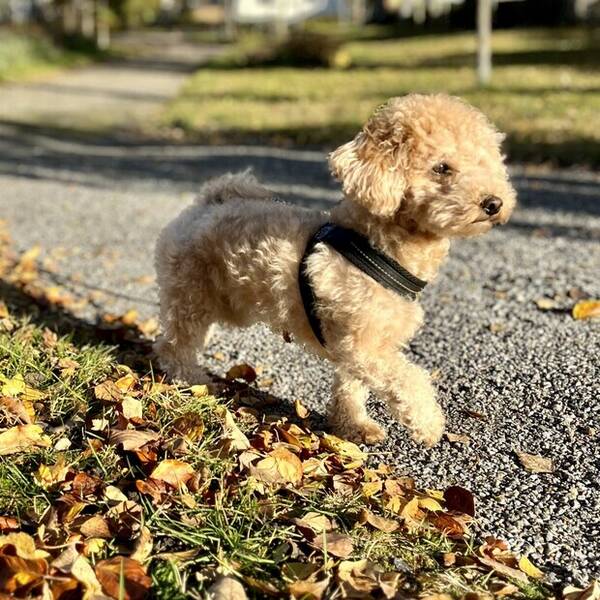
[154,93,516,446]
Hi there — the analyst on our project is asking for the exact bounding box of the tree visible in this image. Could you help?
[477,0,492,85]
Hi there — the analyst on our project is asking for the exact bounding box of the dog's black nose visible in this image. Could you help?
[481,195,503,216]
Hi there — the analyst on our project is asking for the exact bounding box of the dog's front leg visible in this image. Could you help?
[340,351,445,447]
[328,370,387,444]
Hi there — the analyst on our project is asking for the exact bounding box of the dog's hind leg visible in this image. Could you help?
[328,369,387,444]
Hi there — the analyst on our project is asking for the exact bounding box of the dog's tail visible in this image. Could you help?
[195,170,274,206]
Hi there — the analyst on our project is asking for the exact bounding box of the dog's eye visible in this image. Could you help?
[432,162,452,175]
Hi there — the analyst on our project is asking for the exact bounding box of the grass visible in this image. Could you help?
[165,26,600,165]
[0,229,562,598]
[0,27,94,83]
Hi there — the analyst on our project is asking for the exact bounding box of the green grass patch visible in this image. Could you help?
[165,27,600,165]
[0,27,94,83]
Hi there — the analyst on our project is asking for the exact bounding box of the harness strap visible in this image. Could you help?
[298,223,428,346]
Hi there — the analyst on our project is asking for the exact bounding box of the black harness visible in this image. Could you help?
[298,223,427,346]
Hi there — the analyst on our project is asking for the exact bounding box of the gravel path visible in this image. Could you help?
[0,42,599,589]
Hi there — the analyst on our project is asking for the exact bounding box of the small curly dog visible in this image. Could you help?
[154,93,516,446]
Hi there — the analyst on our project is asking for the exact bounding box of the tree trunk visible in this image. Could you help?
[477,0,492,86]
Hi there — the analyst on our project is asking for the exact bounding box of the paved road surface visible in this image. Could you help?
[0,38,598,588]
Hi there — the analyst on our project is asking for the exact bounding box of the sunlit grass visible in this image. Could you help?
[165,27,600,164]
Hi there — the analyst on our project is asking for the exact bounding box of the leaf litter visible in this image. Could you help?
[0,228,592,599]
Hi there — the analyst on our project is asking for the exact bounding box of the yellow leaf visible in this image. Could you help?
[85,538,106,554]
[151,459,195,487]
[0,424,51,455]
[115,373,137,393]
[121,397,143,420]
[190,384,209,397]
[519,555,544,579]
[572,300,600,321]
[320,434,366,466]
[22,385,46,401]
[1,373,26,397]
[419,497,444,512]
[120,309,139,325]
[400,497,423,522]
[252,447,303,485]
[0,532,49,559]
[34,459,70,489]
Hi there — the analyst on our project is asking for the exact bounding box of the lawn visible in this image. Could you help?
[165,27,600,165]
[0,28,92,83]
[0,226,565,598]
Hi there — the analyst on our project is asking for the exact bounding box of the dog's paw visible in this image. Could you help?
[332,419,387,445]
[410,412,445,447]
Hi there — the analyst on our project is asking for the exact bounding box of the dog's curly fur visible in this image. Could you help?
[154,94,516,446]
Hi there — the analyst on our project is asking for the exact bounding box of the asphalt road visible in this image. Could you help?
[0,41,598,588]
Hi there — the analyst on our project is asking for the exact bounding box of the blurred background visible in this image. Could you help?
[0,0,598,164]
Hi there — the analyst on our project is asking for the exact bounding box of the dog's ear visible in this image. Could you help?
[329,110,410,218]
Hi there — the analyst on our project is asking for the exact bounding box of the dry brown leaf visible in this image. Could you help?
[131,527,153,564]
[443,485,476,516]
[358,509,399,533]
[0,395,35,424]
[0,516,19,533]
[0,424,51,455]
[94,381,122,403]
[516,451,554,473]
[445,432,471,444]
[312,531,353,558]
[288,577,330,600]
[218,407,250,453]
[293,512,334,534]
[491,582,520,597]
[478,539,527,583]
[95,556,151,600]
[572,300,600,321]
[252,447,303,485]
[0,552,47,595]
[430,514,467,538]
[226,363,257,383]
[80,515,112,539]
[294,398,310,419]
[109,429,159,451]
[563,581,600,600]
[337,559,383,596]
[0,532,50,560]
[52,544,104,596]
[151,459,195,487]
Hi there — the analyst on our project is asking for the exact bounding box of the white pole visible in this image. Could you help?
[477,0,492,86]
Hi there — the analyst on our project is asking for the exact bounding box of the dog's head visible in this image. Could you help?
[329,94,516,237]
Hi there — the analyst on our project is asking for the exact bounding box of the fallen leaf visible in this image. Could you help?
[131,527,153,564]
[445,432,471,444]
[572,300,600,321]
[0,374,25,397]
[320,434,366,467]
[0,516,19,533]
[95,556,151,600]
[419,497,444,512]
[218,407,250,453]
[52,544,104,596]
[120,309,139,326]
[0,532,50,559]
[0,424,51,455]
[0,395,35,424]
[430,514,467,538]
[80,516,112,539]
[226,363,257,383]
[252,447,303,485]
[358,509,399,533]
[478,539,527,583]
[563,581,600,600]
[171,412,204,442]
[443,486,475,517]
[535,298,559,311]
[515,451,554,474]
[109,429,159,451]
[288,577,330,600]
[104,485,128,503]
[312,531,353,558]
[94,381,122,403]
[115,374,137,393]
[121,397,143,420]
[151,459,195,487]
[518,555,544,579]
[190,384,209,397]
[295,398,310,419]
[34,459,70,490]
[293,512,334,534]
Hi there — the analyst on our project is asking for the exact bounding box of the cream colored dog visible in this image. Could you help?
[154,94,516,446]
